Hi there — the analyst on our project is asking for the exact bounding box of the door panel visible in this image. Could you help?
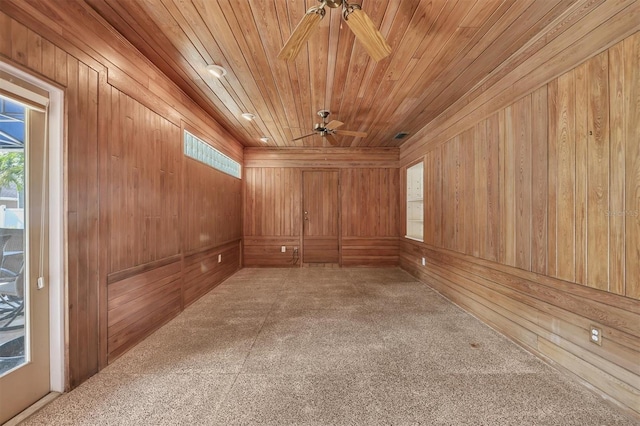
[302,171,339,263]
[0,98,50,423]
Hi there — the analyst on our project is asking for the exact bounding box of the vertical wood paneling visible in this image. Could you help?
[574,62,588,286]
[108,93,182,271]
[514,96,532,270]
[1,8,245,389]
[425,150,442,247]
[625,33,640,300]
[398,15,640,417]
[531,87,548,274]
[586,52,610,291]
[340,168,399,238]
[608,40,626,297]
[243,164,399,266]
[462,129,475,256]
[555,70,577,282]
[547,79,559,278]
[442,142,455,251]
[55,52,101,387]
[474,120,488,258]
[503,104,517,267]
[486,113,501,262]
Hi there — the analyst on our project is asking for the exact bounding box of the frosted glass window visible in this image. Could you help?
[406,161,424,241]
[183,130,241,179]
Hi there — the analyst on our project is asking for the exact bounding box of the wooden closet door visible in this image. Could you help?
[302,170,339,263]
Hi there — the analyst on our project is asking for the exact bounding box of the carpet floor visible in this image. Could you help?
[23,268,636,425]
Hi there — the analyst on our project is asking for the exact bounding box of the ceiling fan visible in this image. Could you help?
[278,0,391,62]
[293,110,367,145]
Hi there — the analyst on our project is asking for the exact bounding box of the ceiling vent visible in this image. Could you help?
[394,132,409,140]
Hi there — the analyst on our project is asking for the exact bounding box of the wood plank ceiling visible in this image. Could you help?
[86,0,581,148]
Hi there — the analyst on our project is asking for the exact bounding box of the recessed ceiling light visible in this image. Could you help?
[241,113,255,121]
[206,64,227,78]
[260,137,270,143]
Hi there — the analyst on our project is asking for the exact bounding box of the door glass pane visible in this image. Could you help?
[0,96,26,376]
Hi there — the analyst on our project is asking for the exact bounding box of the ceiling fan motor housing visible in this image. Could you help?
[325,0,343,8]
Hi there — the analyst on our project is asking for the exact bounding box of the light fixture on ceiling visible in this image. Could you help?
[206,64,227,78]
[241,113,255,121]
[260,136,270,143]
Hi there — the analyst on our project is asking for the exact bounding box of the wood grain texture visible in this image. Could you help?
[0,5,245,390]
[243,167,302,238]
[77,0,588,149]
[107,260,182,361]
[243,237,301,267]
[182,159,242,253]
[243,162,400,267]
[341,237,399,267]
[183,241,240,306]
[400,0,640,164]
[608,39,626,296]
[586,52,610,291]
[625,32,640,300]
[303,171,339,263]
[400,240,640,415]
[244,148,399,168]
[399,29,640,415]
[340,168,399,238]
[108,89,182,272]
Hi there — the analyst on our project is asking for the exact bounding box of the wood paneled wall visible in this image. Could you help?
[399,26,640,415]
[183,152,242,253]
[107,89,182,273]
[1,1,243,388]
[243,149,400,267]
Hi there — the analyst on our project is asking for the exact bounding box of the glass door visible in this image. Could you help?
[0,91,50,423]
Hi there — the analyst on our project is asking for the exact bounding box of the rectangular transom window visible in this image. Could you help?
[184,130,241,179]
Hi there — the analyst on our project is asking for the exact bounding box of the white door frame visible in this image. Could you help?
[0,61,66,393]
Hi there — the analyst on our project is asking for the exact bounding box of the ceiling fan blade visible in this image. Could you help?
[335,129,367,138]
[344,8,391,62]
[292,132,317,141]
[278,7,325,61]
[325,120,344,130]
[325,134,340,146]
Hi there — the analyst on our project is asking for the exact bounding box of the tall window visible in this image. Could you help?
[406,161,424,241]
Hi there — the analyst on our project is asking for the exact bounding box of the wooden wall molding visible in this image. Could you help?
[244,147,399,168]
[1,4,245,388]
[107,260,182,362]
[183,241,241,307]
[400,240,640,415]
[398,27,640,416]
[243,165,400,267]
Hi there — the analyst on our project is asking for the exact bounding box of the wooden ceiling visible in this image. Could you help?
[85,0,579,148]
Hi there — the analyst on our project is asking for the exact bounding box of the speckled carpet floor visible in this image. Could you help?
[23,268,636,425]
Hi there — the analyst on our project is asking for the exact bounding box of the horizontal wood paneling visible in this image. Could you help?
[244,148,399,168]
[1,3,246,389]
[107,260,182,361]
[244,160,400,267]
[400,241,640,415]
[243,236,301,267]
[303,236,339,264]
[341,237,399,267]
[399,30,640,415]
[183,241,241,306]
